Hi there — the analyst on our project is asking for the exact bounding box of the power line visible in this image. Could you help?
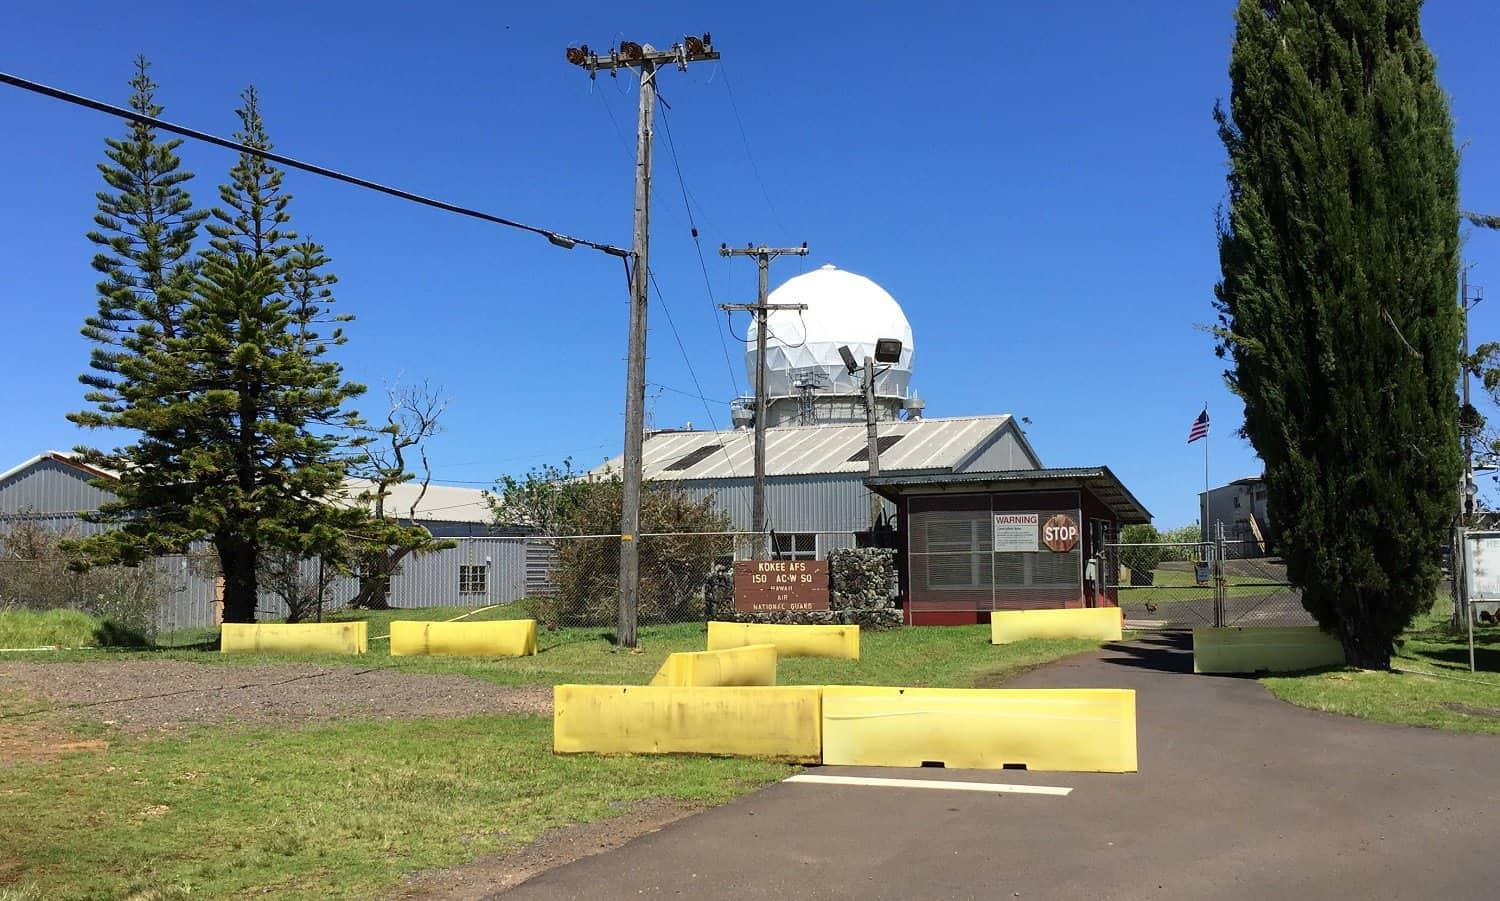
[719,63,793,241]
[0,70,628,258]
[648,381,732,405]
[646,266,740,478]
[656,96,745,402]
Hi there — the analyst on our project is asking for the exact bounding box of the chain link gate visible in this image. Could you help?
[1104,534,1313,629]
[1105,540,1220,628]
[1216,538,1314,628]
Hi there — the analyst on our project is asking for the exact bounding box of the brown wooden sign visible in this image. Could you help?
[733,560,830,613]
[1041,514,1081,553]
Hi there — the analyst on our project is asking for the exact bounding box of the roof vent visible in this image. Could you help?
[664,444,724,471]
[847,434,904,463]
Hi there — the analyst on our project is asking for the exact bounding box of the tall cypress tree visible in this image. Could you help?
[1214,0,1461,668]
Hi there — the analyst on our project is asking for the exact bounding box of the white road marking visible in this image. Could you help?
[784,774,1072,796]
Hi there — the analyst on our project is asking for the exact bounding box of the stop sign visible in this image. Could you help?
[1041,514,1080,553]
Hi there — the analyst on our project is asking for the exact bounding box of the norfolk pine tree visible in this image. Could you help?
[68,58,207,563]
[189,87,367,622]
[71,79,367,622]
[1214,1,1461,668]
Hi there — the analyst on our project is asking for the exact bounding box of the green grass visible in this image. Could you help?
[0,613,1103,898]
[6,607,1100,689]
[0,715,790,900]
[1260,602,1500,734]
[0,608,149,649]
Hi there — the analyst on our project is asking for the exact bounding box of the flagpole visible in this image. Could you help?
[1202,402,1210,544]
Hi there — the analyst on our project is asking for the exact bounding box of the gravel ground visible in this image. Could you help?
[0,660,552,734]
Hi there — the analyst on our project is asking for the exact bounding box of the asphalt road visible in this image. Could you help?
[498,634,1500,900]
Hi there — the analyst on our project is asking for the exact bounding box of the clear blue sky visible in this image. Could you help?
[4,1,1499,527]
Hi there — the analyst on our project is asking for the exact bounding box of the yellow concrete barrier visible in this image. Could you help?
[219,621,367,655]
[1193,626,1345,674]
[388,619,537,657]
[706,621,859,660]
[553,685,822,763]
[990,607,1123,644]
[820,686,1137,773]
[649,643,778,687]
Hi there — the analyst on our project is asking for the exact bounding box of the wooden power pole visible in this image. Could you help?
[567,35,718,648]
[720,243,809,559]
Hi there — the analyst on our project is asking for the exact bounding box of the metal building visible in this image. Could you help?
[592,414,1042,558]
[0,451,529,629]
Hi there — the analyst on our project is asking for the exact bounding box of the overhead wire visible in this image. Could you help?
[1,70,627,258]
[645,266,742,478]
[655,94,745,403]
[718,62,793,242]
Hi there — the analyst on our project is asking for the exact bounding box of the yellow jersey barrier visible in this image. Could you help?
[706,621,859,659]
[820,686,1137,773]
[649,643,778,687]
[219,621,367,655]
[990,607,1123,644]
[1193,626,1344,674]
[553,684,823,763]
[388,619,538,657]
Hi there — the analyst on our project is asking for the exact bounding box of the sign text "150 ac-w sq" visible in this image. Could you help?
[733,560,830,612]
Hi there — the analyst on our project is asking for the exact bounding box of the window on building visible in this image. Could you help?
[773,533,818,561]
[459,564,488,595]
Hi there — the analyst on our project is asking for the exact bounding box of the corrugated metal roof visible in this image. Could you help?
[339,479,494,524]
[0,452,495,526]
[0,451,118,484]
[593,415,1019,481]
[865,466,1152,524]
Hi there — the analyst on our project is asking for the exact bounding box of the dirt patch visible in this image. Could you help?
[0,661,551,735]
[0,718,109,767]
[1442,701,1500,719]
[387,798,701,900]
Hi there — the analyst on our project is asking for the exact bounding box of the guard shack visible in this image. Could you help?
[866,468,1151,625]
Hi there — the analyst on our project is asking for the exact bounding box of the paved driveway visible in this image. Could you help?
[498,633,1500,900]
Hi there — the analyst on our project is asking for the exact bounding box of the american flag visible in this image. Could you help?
[1187,408,1210,444]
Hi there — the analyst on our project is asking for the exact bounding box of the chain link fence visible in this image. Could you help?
[2,531,872,637]
[1106,536,1314,629]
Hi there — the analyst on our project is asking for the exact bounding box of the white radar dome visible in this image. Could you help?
[748,264,915,400]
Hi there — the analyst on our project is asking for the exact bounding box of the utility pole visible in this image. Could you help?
[1456,267,1483,626]
[1461,267,1480,519]
[863,353,882,525]
[568,34,718,648]
[720,242,809,559]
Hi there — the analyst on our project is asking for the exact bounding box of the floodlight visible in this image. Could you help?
[838,345,859,374]
[874,338,903,364]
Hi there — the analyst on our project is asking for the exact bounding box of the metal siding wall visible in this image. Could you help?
[0,512,112,538]
[0,458,117,515]
[960,430,1032,472]
[387,540,528,608]
[674,475,892,534]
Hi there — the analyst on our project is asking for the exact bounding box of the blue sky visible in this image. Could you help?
[3,1,1499,527]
